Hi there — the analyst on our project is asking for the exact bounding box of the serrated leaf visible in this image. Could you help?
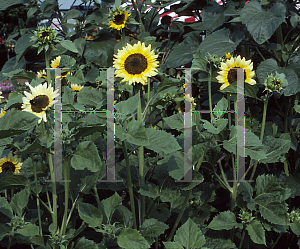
[71,141,103,172]
[60,40,78,53]
[0,197,13,218]
[75,237,98,249]
[77,86,103,107]
[204,237,237,249]
[10,188,30,216]
[145,128,181,154]
[246,220,266,245]
[100,192,122,224]
[213,97,228,119]
[239,181,256,210]
[207,211,242,230]
[174,218,206,249]
[115,91,140,115]
[163,242,184,249]
[78,202,103,228]
[117,228,150,249]
[240,1,286,44]
[140,218,169,238]
[16,223,39,237]
[290,220,300,236]
[201,119,228,134]
[223,126,266,160]
[126,120,149,146]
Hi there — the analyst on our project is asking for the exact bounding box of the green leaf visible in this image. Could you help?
[0,174,29,192]
[163,242,184,249]
[0,109,39,139]
[254,174,290,225]
[71,141,103,172]
[207,211,243,230]
[4,95,24,111]
[239,181,256,210]
[163,36,200,69]
[115,91,140,115]
[10,188,30,216]
[0,197,13,219]
[201,4,226,33]
[201,119,228,134]
[66,69,85,85]
[199,28,244,57]
[78,202,103,228]
[246,220,266,245]
[123,120,149,146]
[259,136,290,163]
[290,220,300,236]
[40,0,56,18]
[213,97,228,119]
[17,138,52,154]
[219,81,259,99]
[174,218,206,249]
[277,68,299,96]
[63,9,81,20]
[77,86,103,108]
[75,237,98,249]
[16,223,39,237]
[140,218,169,239]
[100,192,122,224]
[0,0,27,10]
[117,228,150,249]
[204,237,237,249]
[240,1,286,44]
[60,40,78,53]
[191,51,208,72]
[223,126,267,160]
[256,58,279,84]
[145,128,181,154]
[85,68,99,83]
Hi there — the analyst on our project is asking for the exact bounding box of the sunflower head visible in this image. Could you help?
[0,91,4,100]
[31,26,61,54]
[264,72,288,94]
[0,152,22,174]
[216,55,256,90]
[175,93,196,113]
[51,56,61,68]
[206,53,221,68]
[22,83,59,123]
[71,84,84,92]
[37,69,47,80]
[109,7,131,30]
[225,53,232,59]
[113,41,159,85]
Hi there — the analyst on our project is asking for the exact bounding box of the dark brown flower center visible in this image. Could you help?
[1,161,16,173]
[30,95,50,113]
[124,53,148,75]
[114,14,125,25]
[40,31,50,38]
[227,68,246,84]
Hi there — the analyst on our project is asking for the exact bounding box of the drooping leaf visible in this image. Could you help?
[290,220,300,236]
[78,202,103,228]
[100,192,122,224]
[0,197,13,219]
[246,220,266,246]
[75,237,98,249]
[163,242,184,249]
[117,228,150,249]
[207,211,243,230]
[204,237,237,249]
[140,218,169,240]
[240,1,286,44]
[174,218,206,249]
[115,91,140,115]
[10,188,30,217]
[16,223,39,237]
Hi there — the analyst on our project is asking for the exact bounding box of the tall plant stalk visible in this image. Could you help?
[33,155,43,237]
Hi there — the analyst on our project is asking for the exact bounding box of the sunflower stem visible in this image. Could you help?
[122,28,126,48]
[231,96,238,211]
[122,141,138,229]
[32,155,43,237]
[147,78,151,115]
[45,50,52,87]
[250,93,269,181]
[60,156,70,236]
[42,121,58,232]
[131,0,145,32]
[208,64,213,121]
[137,95,145,227]
[227,93,231,128]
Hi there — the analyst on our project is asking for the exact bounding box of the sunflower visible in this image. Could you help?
[0,91,4,100]
[0,152,22,174]
[0,107,6,118]
[37,69,47,79]
[51,56,61,68]
[109,7,131,30]
[113,41,159,85]
[71,84,84,92]
[21,83,60,123]
[216,55,256,90]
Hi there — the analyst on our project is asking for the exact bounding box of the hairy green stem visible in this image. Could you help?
[131,0,145,32]
[208,64,213,121]
[33,155,43,237]
[45,50,52,86]
[144,196,159,220]
[61,156,70,236]
[271,233,282,249]
[231,96,238,210]
[122,28,126,48]
[93,185,101,209]
[227,94,231,128]
[238,226,246,249]
[137,96,145,227]
[167,189,192,241]
[7,229,13,249]
[250,93,269,181]
[122,141,137,229]
[42,121,58,231]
